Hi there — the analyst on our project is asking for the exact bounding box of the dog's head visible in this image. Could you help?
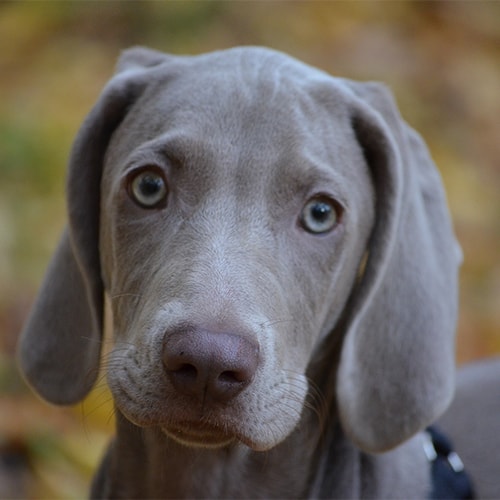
[18,47,461,453]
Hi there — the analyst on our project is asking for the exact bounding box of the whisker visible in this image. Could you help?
[79,334,106,345]
[109,293,142,301]
[259,317,295,329]
[83,391,115,421]
[279,368,329,438]
[106,406,117,426]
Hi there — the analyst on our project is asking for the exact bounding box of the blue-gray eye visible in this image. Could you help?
[300,197,339,234]
[129,169,167,208]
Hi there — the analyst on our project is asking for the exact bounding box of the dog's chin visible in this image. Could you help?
[161,423,236,449]
[160,423,276,452]
[116,402,278,451]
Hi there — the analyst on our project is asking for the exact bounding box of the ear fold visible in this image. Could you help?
[17,230,103,404]
[18,47,170,404]
[336,82,462,452]
[116,45,173,73]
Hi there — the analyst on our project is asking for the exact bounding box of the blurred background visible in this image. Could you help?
[1,2,499,497]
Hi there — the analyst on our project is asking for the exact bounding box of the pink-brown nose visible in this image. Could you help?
[163,327,260,404]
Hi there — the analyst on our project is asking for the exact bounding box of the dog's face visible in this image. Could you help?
[19,47,459,455]
[99,58,375,450]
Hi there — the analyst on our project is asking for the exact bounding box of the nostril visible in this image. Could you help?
[164,358,202,398]
[219,370,244,384]
[174,363,198,380]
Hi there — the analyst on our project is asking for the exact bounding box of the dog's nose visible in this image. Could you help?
[163,328,259,403]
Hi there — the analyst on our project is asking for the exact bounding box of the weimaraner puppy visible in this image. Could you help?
[18,46,500,498]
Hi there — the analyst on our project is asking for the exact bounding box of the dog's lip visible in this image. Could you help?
[161,422,236,448]
[116,399,263,449]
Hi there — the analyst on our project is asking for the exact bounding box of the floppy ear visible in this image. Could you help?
[18,47,170,405]
[336,82,462,452]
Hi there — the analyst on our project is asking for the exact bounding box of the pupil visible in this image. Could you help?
[141,176,161,196]
[312,203,330,221]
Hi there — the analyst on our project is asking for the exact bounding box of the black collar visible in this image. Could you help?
[425,426,475,499]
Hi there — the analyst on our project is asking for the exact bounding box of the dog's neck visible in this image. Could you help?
[92,408,430,498]
[93,408,329,498]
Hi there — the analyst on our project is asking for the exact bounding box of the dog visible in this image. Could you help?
[18,46,500,498]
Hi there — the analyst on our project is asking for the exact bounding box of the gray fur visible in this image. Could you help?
[18,46,499,498]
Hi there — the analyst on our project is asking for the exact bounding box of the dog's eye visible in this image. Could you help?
[300,196,340,234]
[128,168,168,208]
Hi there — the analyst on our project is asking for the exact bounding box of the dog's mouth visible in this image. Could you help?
[161,422,236,449]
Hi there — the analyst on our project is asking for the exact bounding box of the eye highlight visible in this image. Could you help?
[300,196,341,234]
[127,167,168,208]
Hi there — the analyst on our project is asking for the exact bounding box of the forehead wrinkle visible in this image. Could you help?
[111,65,353,205]
[120,131,225,185]
[153,133,219,169]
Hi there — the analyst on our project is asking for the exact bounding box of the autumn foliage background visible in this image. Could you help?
[0,2,499,497]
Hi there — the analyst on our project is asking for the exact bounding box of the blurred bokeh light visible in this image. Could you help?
[1,2,498,497]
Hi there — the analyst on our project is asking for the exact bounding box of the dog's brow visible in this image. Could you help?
[128,134,216,170]
[161,137,204,164]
